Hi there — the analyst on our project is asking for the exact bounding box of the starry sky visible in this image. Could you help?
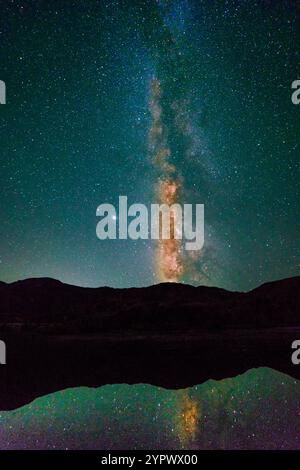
[0,0,299,290]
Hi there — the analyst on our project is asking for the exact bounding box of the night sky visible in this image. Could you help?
[0,0,299,290]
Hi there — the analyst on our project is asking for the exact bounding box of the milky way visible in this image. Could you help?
[0,1,299,290]
[148,77,184,282]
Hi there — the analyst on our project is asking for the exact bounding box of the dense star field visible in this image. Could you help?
[0,0,299,290]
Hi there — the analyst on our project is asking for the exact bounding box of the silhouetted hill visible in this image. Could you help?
[0,276,299,333]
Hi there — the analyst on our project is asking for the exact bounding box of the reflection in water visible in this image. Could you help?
[177,392,200,448]
[0,368,300,450]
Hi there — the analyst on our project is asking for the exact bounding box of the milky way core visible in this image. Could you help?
[148,78,184,282]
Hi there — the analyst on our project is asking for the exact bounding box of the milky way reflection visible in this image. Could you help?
[0,368,299,450]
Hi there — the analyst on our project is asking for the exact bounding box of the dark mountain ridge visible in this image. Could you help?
[0,276,299,333]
